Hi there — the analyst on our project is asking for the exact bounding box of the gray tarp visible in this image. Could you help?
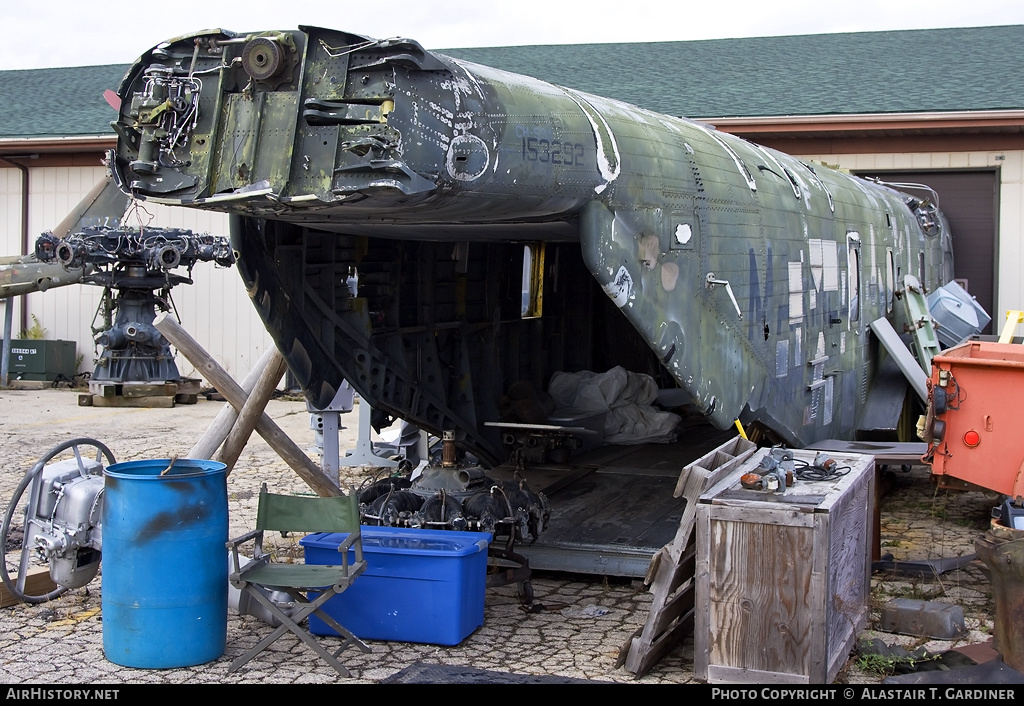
[547,366,681,445]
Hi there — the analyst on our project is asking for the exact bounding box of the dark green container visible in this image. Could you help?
[5,339,77,381]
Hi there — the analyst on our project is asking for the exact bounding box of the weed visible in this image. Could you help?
[18,314,46,340]
[856,652,900,676]
[857,639,942,676]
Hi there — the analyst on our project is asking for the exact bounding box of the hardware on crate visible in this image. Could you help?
[740,447,795,492]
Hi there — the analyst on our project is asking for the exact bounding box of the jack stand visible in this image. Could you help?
[342,398,400,469]
[309,382,355,484]
[486,532,533,605]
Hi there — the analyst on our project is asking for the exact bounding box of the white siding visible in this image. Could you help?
[1,166,274,384]
[1,167,27,333]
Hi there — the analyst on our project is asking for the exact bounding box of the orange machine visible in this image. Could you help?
[924,341,1024,498]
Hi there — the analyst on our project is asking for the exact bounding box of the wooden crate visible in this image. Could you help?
[695,447,874,684]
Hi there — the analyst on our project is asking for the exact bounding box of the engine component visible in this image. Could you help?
[503,429,581,465]
[418,490,467,531]
[742,446,795,493]
[364,489,423,527]
[357,431,549,542]
[36,226,234,383]
[356,475,412,506]
[813,452,838,474]
[0,438,115,603]
[740,473,766,491]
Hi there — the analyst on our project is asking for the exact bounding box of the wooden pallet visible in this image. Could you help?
[617,435,756,677]
[79,377,202,407]
[0,566,56,608]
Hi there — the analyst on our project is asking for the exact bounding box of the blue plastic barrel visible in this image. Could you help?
[102,458,228,668]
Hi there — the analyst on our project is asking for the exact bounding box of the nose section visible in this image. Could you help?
[112,28,448,206]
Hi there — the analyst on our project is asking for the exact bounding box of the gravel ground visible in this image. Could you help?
[0,386,1004,685]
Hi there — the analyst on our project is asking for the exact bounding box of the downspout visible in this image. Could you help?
[0,155,36,335]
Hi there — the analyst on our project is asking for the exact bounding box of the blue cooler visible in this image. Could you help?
[300,527,491,645]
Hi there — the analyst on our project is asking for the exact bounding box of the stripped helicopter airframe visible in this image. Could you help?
[108,26,954,467]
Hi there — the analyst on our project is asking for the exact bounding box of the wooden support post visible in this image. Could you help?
[215,348,287,473]
[154,313,341,497]
[189,346,278,459]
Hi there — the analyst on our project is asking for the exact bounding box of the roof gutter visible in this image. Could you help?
[0,154,37,347]
[698,109,1024,135]
[0,135,115,154]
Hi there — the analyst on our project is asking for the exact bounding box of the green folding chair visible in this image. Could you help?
[227,484,370,676]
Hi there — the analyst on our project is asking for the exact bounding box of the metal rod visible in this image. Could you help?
[0,295,11,387]
[1,297,11,386]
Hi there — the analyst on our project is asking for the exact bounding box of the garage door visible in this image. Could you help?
[857,170,997,333]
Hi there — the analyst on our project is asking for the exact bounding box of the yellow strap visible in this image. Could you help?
[734,419,748,440]
[998,310,1024,344]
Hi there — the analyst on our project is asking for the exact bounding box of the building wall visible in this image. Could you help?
[797,149,1022,328]
[0,165,274,384]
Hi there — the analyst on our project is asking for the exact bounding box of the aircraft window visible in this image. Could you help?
[886,249,895,313]
[847,237,861,323]
[521,243,545,318]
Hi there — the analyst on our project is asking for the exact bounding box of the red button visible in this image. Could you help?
[964,430,981,447]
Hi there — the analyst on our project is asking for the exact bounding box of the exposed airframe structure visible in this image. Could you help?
[108,26,954,465]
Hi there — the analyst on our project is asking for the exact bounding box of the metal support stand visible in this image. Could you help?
[2,297,12,386]
[320,411,341,483]
[486,533,533,605]
[341,401,400,469]
[309,382,356,484]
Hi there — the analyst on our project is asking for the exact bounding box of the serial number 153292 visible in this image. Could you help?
[522,136,585,166]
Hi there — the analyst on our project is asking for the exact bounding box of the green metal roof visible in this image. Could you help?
[443,25,1024,118]
[1,25,1022,141]
[0,64,127,139]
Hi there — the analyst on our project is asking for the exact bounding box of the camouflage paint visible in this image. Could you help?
[110,27,951,461]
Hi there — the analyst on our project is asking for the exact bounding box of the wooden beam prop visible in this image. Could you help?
[154,313,341,497]
[189,345,277,459]
[215,348,287,473]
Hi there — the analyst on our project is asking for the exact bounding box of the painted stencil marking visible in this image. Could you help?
[788,261,803,324]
